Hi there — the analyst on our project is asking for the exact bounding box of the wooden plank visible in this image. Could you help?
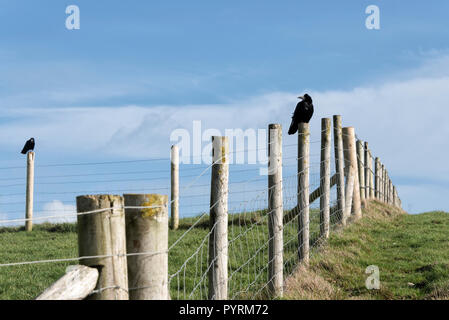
[36,265,99,300]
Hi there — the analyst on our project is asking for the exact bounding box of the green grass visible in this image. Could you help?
[284,201,449,300]
[0,209,322,300]
[2,201,447,300]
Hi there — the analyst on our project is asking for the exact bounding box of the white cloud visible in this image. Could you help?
[36,200,77,224]
[0,55,448,213]
[0,212,8,226]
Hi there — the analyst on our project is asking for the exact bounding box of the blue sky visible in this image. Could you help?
[1,1,448,106]
[0,1,449,221]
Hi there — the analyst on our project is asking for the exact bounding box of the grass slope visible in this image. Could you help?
[284,201,449,300]
[0,210,307,300]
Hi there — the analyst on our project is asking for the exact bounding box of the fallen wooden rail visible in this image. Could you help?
[36,265,99,300]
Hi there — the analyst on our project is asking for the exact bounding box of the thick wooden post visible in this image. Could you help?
[25,151,35,232]
[170,145,179,230]
[320,118,331,239]
[208,136,229,300]
[375,158,380,200]
[77,195,129,300]
[342,127,361,219]
[267,124,283,297]
[356,140,366,202]
[333,115,346,221]
[124,194,169,300]
[298,123,310,264]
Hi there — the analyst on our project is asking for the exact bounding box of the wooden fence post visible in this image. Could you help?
[375,158,380,200]
[388,178,393,205]
[393,186,396,207]
[25,151,35,232]
[320,118,331,239]
[333,115,346,222]
[386,174,390,204]
[382,165,386,203]
[77,195,129,300]
[124,194,169,300]
[356,140,366,202]
[171,145,179,230]
[208,136,229,300]
[298,123,310,265]
[378,163,382,201]
[342,127,361,220]
[369,150,375,199]
[364,142,370,199]
[267,124,283,297]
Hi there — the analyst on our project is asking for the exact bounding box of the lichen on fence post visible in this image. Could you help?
[124,193,169,300]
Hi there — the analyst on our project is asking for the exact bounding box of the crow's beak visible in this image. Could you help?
[298,96,304,100]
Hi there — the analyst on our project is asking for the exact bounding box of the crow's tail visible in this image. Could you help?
[288,120,297,135]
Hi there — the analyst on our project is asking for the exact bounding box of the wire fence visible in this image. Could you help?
[0,117,401,300]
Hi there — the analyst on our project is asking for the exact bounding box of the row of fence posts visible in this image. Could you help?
[35,114,401,300]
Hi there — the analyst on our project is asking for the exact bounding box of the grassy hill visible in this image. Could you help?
[284,201,449,300]
[0,201,448,300]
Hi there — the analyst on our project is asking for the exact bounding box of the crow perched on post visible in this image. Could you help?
[288,94,314,135]
[21,138,35,154]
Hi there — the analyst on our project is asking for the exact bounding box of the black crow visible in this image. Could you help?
[288,94,314,135]
[21,138,35,154]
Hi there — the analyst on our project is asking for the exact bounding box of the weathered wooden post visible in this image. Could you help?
[208,136,229,300]
[320,118,331,239]
[356,140,366,202]
[170,145,179,230]
[267,124,283,297]
[369,150,375,199]
[379,163,384,202]
[386,174,390,204]
[388,178,393,205]
[333,115,346,221]
[342,127,361,220]
[25,151,35,232]
[298,123,310,264]
[393,186,398,208]
[342,129,354,225]
[375,158,380,200]
[124,194,169,300]
[382,165,386,203]
[77,195,129,300]
[364,142,371,199]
